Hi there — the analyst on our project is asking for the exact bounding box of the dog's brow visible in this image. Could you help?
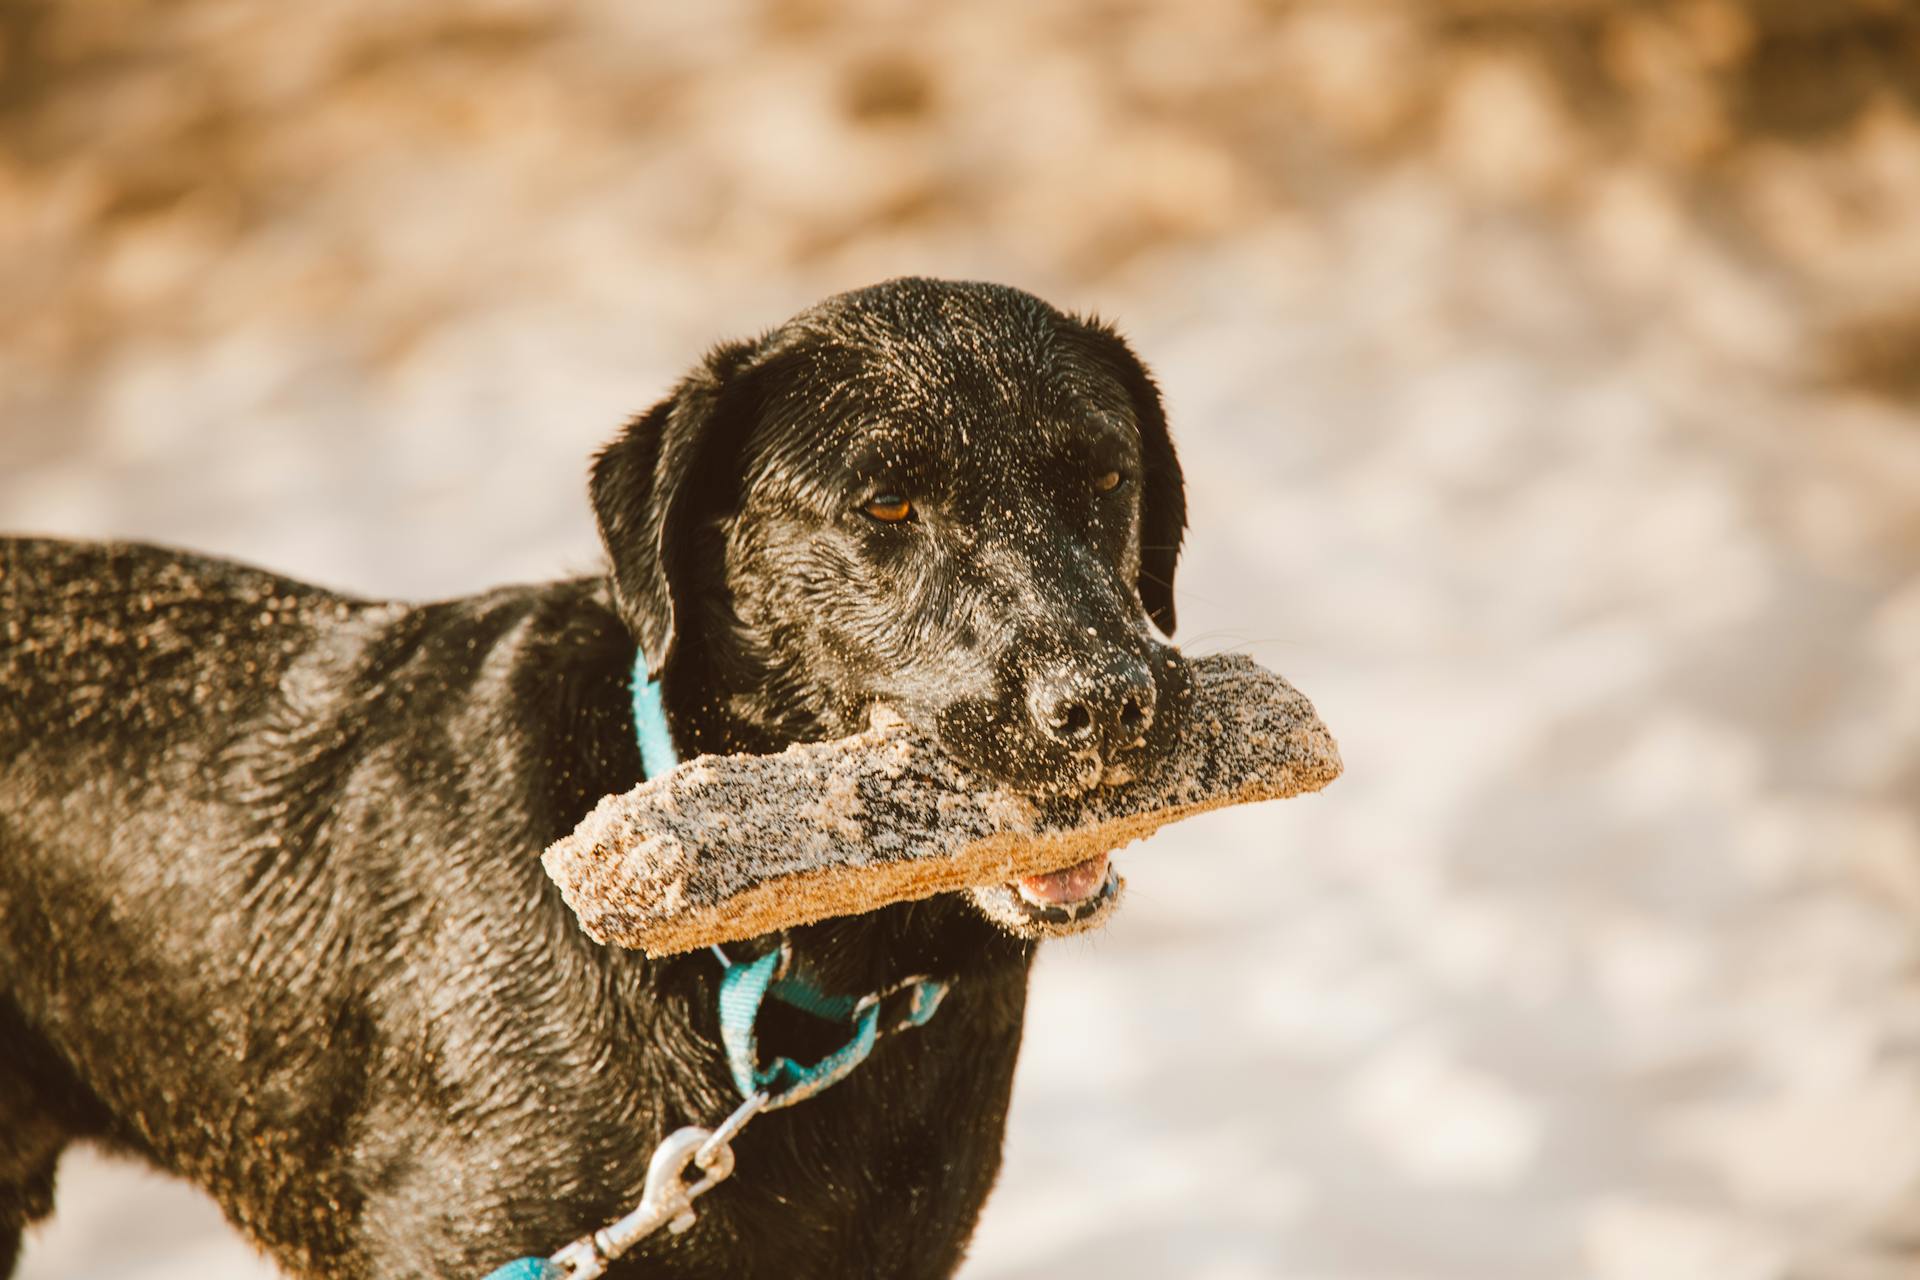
[1077,416,1138,457]
[844,435,932,482]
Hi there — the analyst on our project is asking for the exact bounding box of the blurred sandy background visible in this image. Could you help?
[7,1,1920,1276]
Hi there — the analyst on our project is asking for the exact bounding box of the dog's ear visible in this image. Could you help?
[590,340,760,677]
[1072,319,1187,636]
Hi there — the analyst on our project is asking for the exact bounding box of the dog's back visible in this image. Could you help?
[3,537,363,1268]
[0,537,669,1276]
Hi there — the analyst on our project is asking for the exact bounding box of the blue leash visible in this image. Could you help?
[718,942,945,1107]
[484,654,948,1278]
[483,1263,562,1280]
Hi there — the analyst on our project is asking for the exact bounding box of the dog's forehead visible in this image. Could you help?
[767,290,1136,465]
[803,296,1053,406]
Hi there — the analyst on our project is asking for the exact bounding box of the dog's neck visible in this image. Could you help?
[658,605,863,758]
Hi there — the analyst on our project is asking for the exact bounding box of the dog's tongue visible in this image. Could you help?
[1015,853,1110,907]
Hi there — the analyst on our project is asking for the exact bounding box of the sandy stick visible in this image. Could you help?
[543,654,1341,954]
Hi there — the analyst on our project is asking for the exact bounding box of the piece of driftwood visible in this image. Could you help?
[543,654,1341,954]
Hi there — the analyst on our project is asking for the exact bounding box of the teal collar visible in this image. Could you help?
[630,652,680,780]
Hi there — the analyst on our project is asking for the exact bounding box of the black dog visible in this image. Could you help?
[0,278,1187,1278]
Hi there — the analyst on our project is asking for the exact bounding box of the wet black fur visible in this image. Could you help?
[0,278,1186,1278]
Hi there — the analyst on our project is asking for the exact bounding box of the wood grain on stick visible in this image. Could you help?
[543,654,1341,954]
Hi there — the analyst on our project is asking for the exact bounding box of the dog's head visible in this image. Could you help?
[591,278,1188,936]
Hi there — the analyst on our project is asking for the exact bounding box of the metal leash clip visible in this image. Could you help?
[548,1091,770,1279]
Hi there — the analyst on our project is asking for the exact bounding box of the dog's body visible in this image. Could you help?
[0,279,1185,1277]
[1,544,1029,1277]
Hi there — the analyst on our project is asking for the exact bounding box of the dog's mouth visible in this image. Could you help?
[1016,853,1112,911]
[874,686,1170,939]
[968,854,1124,938]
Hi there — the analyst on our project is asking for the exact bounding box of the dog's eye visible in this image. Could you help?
[862,495,914,523]
[1093,470,1124,494]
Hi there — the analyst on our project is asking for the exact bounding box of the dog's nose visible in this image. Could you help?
[1027,656,1157,759]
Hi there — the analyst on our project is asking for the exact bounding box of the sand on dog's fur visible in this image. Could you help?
[543,654,1342,954]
